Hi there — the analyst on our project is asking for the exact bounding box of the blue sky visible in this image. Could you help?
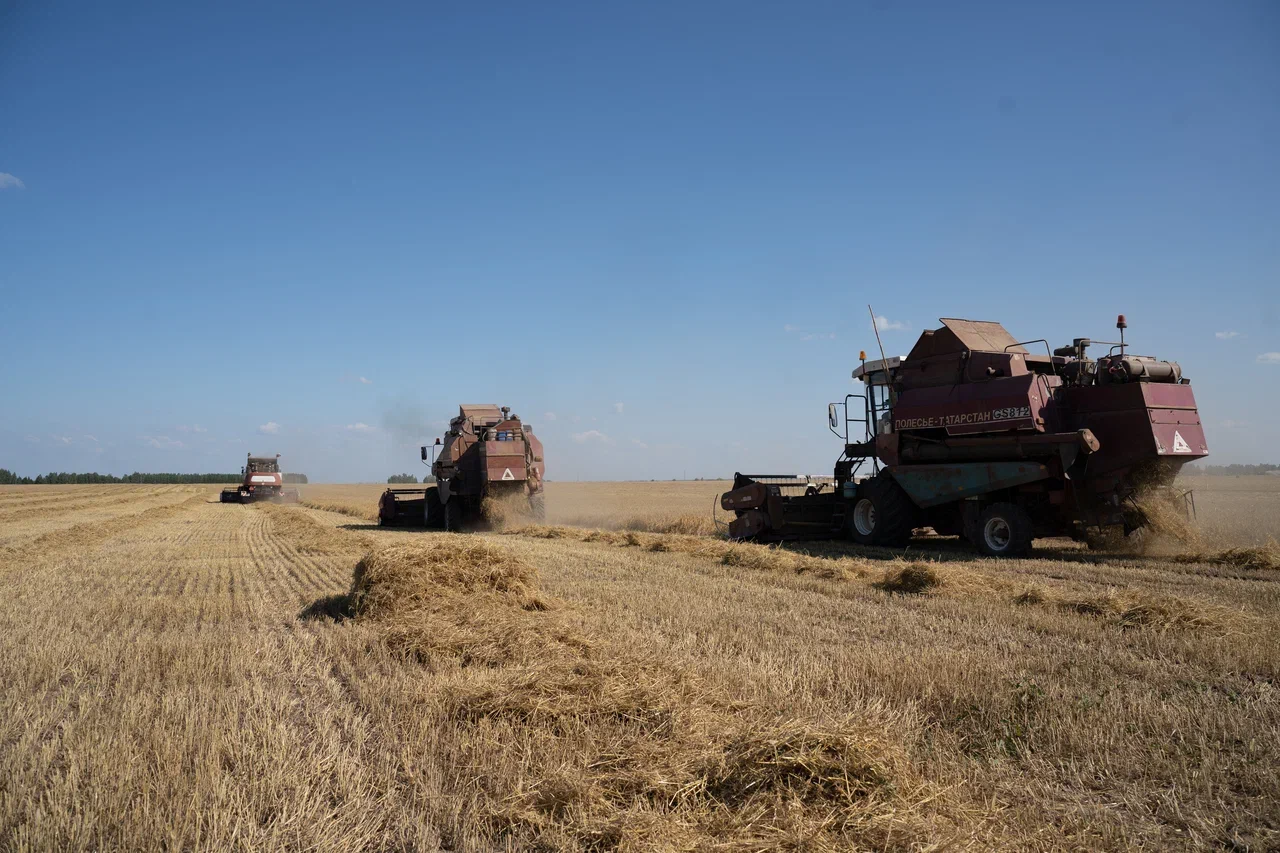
[1,1,1277,481]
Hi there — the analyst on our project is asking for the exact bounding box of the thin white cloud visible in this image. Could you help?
[1257,352,1280,365]
[787,324,837,341]
[0,173,24,190]
[175,424,207,434]
[141,435,185,450]
[359,376,373,385]
[613,402,624,414]
[346,422,376,433]
[52,435,73,445]
[83,435,98,443]
[571,429,612,444]
[543,411,557,421]
[873,315,908,331]
[258,421,281,435]
[631,438,649,449]
[1215,331,1242,340]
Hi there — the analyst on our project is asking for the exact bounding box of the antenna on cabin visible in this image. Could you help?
[867,304,895,410]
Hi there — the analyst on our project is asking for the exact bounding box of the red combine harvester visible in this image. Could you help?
[721,316,1208,556]
[378,404,545,529]
[220,453,300,504]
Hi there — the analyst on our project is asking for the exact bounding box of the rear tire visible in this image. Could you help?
[848,475,916,546]
[973,502,1034,557]
[444,497,464,532]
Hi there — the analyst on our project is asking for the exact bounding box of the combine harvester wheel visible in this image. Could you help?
[847,475,916,547]
[444,498,464,532]
[425,487,443,527]
[972,503,1034,557]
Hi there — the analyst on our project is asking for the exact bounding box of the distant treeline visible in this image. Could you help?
[0,469,309,485]
[387,474,436,484]
[1184,463,1279,476]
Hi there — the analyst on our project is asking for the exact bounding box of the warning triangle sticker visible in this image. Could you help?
[1172,431,1191,453]
[501,468,515,481]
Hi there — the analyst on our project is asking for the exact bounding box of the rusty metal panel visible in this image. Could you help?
[481,440,526,458]
[486,463,527,481]
[729,511,770,540]
[939,318,1026,353]
[888,461,1049,508]
[722,483,768,512]
[1140,384,1198,410]
[459,404,504,424]
[1148,408,1200,426]
[1151,422,1208,457]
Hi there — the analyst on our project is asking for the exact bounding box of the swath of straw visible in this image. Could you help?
[342,538,952,850]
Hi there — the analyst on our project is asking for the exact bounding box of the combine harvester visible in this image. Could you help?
[379,404,546,530]
[220,453,300,503]
[722,315,1207,556]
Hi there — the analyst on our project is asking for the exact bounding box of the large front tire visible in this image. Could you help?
[848,475,917,546]
[444,497,464,532]
[973,502,1034,557]
[425,487,443,528]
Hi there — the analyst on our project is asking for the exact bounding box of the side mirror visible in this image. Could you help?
[828,403,839,430]
[420,446,427,461]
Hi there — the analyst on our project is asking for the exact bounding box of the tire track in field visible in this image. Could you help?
[271,530,346,603]
[252,505,373,595]
[213,506,256,621]
[248,511,324,601]
[244,509,351,611]
[246,510,286,610]
[243,509,325,615]
[221,509,267,619]
[138,501,263,622]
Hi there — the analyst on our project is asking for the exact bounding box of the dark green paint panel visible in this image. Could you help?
[887,462,1050,508]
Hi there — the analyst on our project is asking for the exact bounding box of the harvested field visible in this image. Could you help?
[300,480,731,534]
[0,477,1277,850]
